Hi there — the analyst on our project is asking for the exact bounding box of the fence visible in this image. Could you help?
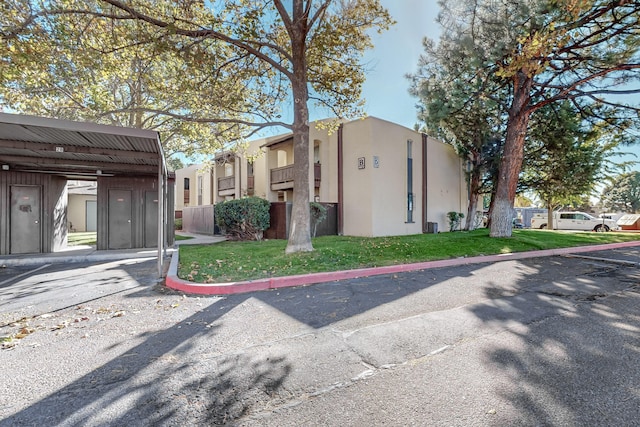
[264,202,338,239]
[180,202,338,239]
[182,205,216,235]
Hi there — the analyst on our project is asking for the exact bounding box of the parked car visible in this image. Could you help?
[598,213,624,222]
[530,211,618,232]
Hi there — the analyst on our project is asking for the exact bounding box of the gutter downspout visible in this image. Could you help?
[337,124,344,235]
[422,133,428,233]
[157,133,167,278]
[157,157,164,277]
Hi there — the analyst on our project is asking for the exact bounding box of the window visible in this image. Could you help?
[314,141,321,164]
[184,177,190,190]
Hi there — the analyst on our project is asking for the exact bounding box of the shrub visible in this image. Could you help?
[447,211,465,232]
[310,202,328,237]
[215,197,270,241]
[174,218,183,230]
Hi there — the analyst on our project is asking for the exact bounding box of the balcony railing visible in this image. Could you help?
[218,175,235,192]
[270,163,321,189]
[270,165,294,186]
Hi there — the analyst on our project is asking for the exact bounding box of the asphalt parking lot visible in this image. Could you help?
[1,246,639,426]
[0,258,165,325]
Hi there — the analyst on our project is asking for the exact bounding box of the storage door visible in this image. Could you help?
[144,191,158,248]
[108,190,132,249]
[10,186,42,254]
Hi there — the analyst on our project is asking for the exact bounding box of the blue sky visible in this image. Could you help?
[353,0,638,171]
[358,0,441,129]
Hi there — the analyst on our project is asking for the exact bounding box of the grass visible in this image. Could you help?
[68,231,192,246]
[177,228,640,283]
[68,232,97,246]
[175,233,194,241]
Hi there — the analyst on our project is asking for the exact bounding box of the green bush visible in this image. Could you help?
[215,197,270,240]
[447,211,465,232]
[174,218,183,230]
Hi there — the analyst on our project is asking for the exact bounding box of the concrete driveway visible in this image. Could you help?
[1,247,639,426]
[0,258,164,325]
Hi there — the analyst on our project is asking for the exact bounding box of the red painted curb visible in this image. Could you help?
[165,240,640,296]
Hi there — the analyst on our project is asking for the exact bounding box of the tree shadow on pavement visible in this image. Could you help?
[1,258,483,425]
[470,256,640,425]
[12,253,638,425]
[1,298,292,426]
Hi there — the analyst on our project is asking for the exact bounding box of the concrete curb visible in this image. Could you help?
[165,240,640,296]
[0,251,168,267]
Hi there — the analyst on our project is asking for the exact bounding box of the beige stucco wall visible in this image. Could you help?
[370,119,424,237]
[341,118,425,237]
[425,135,466,233]
[247,138,272,201]
[341,119,374,236]
[182,117,467,237]
[174,164,215,209]
[248,125,340,204]
[68,194,96,232]
[197,165,214,205]
[174,164,199,210]
[310,127,339,203]
[341,117,466,237]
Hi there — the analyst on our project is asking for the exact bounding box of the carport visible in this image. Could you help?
[0,112,173,276]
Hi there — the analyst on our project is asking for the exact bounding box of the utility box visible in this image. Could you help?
[426,222,438,234]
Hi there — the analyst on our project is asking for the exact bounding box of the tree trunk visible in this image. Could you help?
[465,153,482,230]
[285,1,313,254]
[546,200,554,230]
[490,71,533,237]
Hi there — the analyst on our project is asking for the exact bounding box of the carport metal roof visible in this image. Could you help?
[0,112,164,178]
[0,112,168,276]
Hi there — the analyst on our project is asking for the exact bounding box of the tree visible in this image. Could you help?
[601,172,640,213]
[166,156,185,172]
[409,33,507,230]
[0,1,265,159]
[3,0,393,253]
[418,0,640,238]
[520,101,610,227]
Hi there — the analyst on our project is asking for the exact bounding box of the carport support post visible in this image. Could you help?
[157,158,165,278]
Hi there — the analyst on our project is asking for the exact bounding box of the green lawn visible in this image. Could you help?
[68,232,192,246]
[178,229,640,283]
[175,234,194,241]
[67,232,97,246]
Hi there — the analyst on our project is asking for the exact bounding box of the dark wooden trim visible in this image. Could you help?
[337,124,344,235]
[422,133,428,233]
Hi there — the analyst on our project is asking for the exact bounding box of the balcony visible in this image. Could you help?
[270,163,321,190]
[247,176,254,195]
[218,175,235,196]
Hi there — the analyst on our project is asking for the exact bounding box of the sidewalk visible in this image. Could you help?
[0,232,225,268]
[2,232,639,296]
[165,238,640,296]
